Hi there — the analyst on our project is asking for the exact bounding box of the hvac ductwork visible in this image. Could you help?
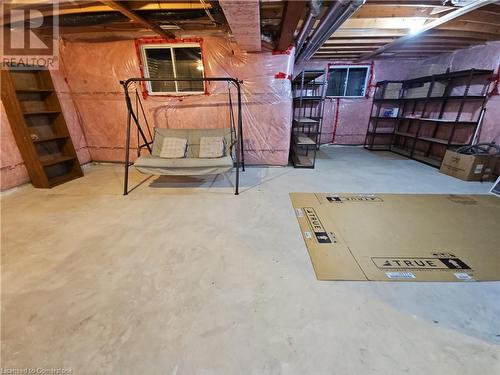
[295,0,322,57]
[295,0,365,65]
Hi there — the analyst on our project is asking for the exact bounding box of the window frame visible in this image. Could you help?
[140,42,205,96]
[326,64,371,98]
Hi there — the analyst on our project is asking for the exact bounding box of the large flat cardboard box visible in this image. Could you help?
[440,150,493,181]
[290,193,500,282]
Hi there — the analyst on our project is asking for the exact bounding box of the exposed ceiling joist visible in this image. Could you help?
[352,5,500,26]
[342,17,500,32]
[318,44,461,51]
[324,39,479,47]
[351,5,451,18]
[323,38,395,44]
[435,20,500,34]
[276,1,307,50]
[331,28,499,39]
[100,1,175,38]
[357,0,498,61]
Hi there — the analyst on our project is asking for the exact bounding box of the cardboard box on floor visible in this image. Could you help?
[440,150,498,181]
[290,193,500,282]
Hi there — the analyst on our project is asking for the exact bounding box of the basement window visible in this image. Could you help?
[140,44,205,95]
[326,65,370,98]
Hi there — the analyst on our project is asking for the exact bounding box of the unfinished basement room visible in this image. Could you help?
[1,0,500,374]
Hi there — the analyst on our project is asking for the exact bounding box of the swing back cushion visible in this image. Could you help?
[134,127,234,176]
[159,137,188,158]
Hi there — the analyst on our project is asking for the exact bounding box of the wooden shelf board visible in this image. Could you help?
[294,117,319,124]
[33,135,69,143]
[48,170,82,187]
[417,136,469,146]
[365,145,391,150]
[292,153,314,168]
[404,69,493,85]
[294,133,317,146]
[374,95,487,102]
[412,153,442,167]
[293,96,323,101]
[16,88,53,93]
[394,131,416,138]
[292,70,325,84]
[399,117,476,125]
[367,129,394,135]
[390,146,412,157]
[417,136,448,145]
[294,82,325,86]
[40,155,76,167]
[23,110,60,116]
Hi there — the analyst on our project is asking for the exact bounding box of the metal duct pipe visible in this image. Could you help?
[295,0,322,57]
[296,0,365,65]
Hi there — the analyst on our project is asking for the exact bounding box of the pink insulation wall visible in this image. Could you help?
[295,59,422,145]
[1,35,293,190]
[421,41,500,144]
[56,36,293,165]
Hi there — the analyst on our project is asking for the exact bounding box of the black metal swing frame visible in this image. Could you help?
[120,77,245,195]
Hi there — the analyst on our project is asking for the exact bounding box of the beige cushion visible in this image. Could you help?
[199,136,225,158]
[159,137,187,158]
[152,128,233,158]
[134,155,233,176]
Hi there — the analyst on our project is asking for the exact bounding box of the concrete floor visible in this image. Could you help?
[1,146,499,375]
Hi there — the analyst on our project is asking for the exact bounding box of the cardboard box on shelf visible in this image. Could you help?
[382,82,402,99]
[406,64,444,79]
[440,150,496,181]
[405,82,446,99]
[382,108,399,118]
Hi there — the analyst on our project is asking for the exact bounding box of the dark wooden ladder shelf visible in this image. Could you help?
[1,68,83,188]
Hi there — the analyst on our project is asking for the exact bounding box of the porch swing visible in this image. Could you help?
[120,77,245,195]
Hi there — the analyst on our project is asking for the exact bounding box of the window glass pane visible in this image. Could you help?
[346,67,368,96]
[144,48,176,92]
[173,47,204,92]
[327,68,348,96]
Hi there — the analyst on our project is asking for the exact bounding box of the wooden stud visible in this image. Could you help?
[276,1,307,50]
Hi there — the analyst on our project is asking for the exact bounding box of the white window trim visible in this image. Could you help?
[326,65,370,98]
[140,43,205,96]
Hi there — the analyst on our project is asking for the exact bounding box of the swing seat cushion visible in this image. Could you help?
[134,155,233,176]
[134,128,234,176]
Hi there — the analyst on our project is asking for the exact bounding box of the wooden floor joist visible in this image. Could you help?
[356,0,498,61]
[100,1,176,38]
[276,1,307,51]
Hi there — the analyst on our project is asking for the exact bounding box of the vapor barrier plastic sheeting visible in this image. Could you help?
[57,36,294,165]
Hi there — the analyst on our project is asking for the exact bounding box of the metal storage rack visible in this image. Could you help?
[364,68,494,167]
[290,69,327,168]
